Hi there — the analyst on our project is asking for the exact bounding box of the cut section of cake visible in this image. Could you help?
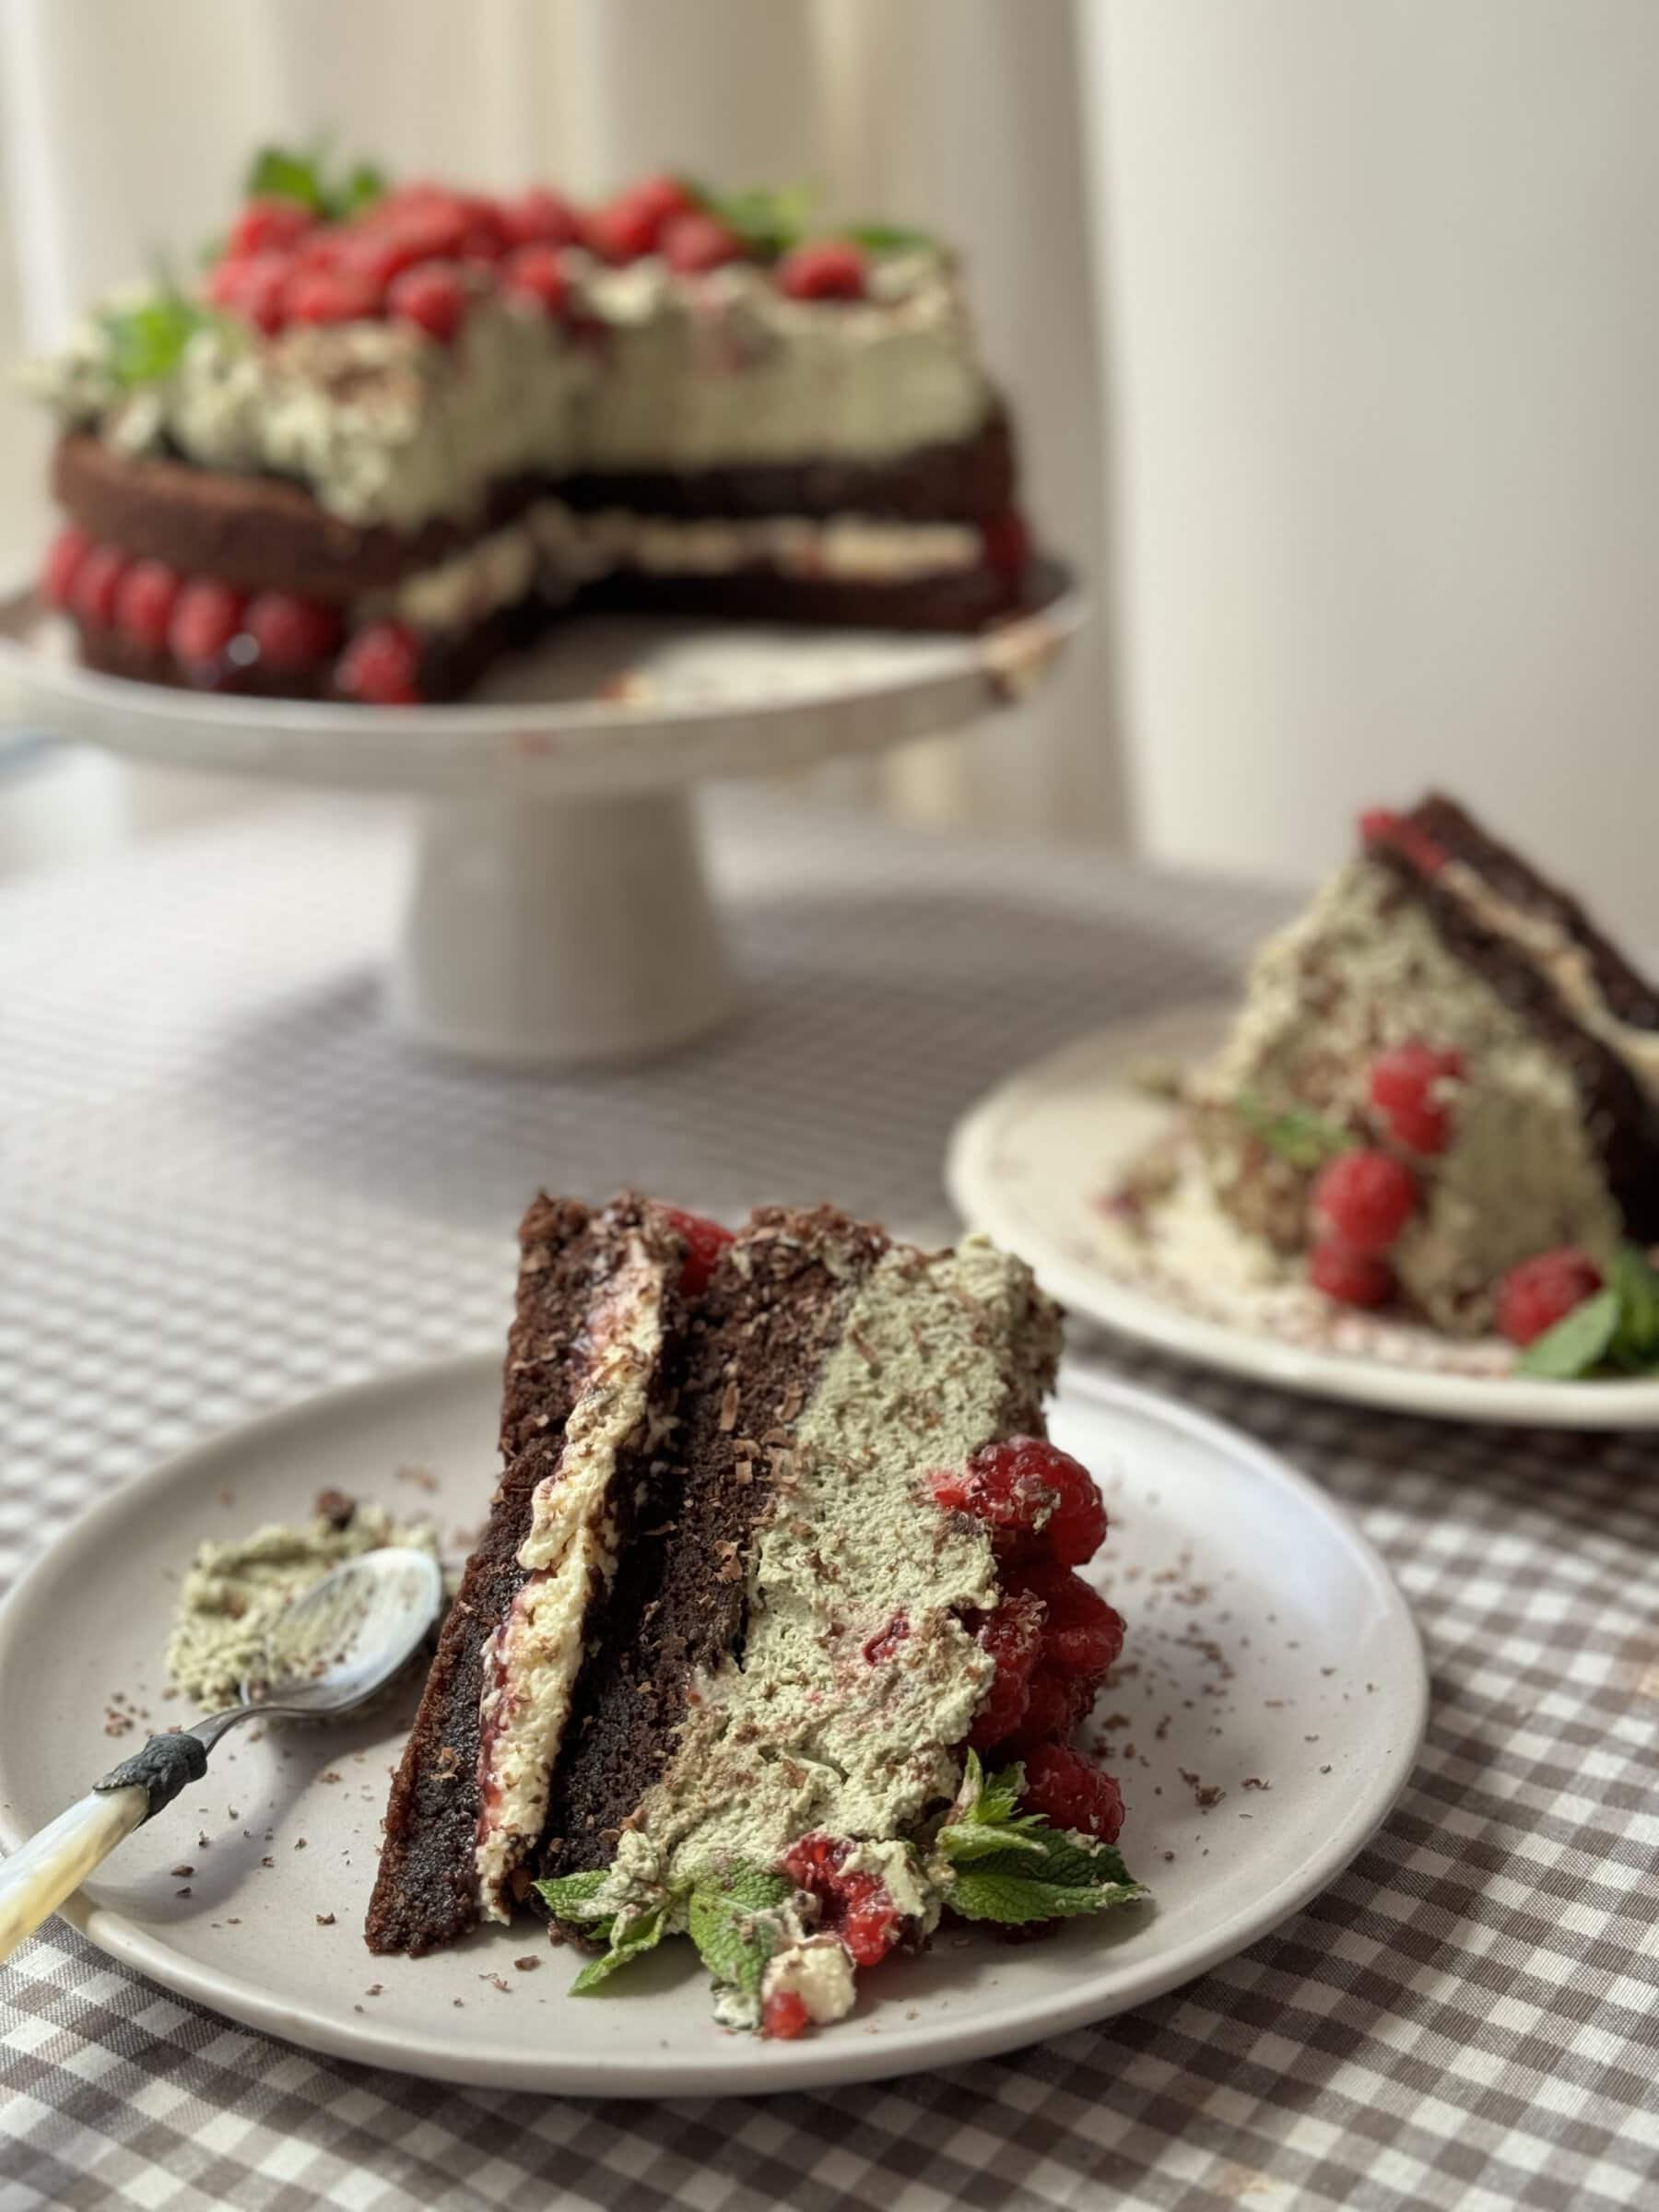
[367,1192,1147,2034]
[27,156,1035,706]
[1182,793,1659,1337]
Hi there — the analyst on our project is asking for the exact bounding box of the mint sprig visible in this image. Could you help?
[1517,1244,1659,1380]
[686,1865,796,2012]
[96,290,218,391]
[244,144,387,222]
[1234,1091,1349,1170]
[535,1860,796,2005]
[935,1754,1148,1927]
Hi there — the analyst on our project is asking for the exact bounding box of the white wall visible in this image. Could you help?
[1085,0,1659,940]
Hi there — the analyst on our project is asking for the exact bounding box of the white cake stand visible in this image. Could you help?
[0,575,1081,1064]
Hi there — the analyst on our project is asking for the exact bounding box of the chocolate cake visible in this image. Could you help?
[368,1191,1147,2036]
[1183,793,1659,1335]
[27,157,1035,707]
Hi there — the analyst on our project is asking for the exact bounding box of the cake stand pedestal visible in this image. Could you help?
[0,579,1081,1065]
[396,787,730,1063]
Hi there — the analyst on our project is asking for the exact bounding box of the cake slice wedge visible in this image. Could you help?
[1185,793,1659,1335]
[369,1193,1147,2034]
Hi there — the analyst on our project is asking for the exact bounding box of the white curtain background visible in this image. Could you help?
[0,0,1122,854]
[6,2,1659,938]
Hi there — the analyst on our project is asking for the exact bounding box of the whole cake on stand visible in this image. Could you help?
[5,149,1077,1063]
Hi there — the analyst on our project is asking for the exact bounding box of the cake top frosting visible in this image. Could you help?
[25,150,998,529]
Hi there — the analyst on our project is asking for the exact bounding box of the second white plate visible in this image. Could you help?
[947,1005,1659,1429]
[0,1352,1424,2095]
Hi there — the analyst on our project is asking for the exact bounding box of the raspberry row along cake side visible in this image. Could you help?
[367,1191,1148,2037]
[29,160,1037,707]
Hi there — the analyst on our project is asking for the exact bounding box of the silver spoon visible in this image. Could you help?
[0,1547,443,1962]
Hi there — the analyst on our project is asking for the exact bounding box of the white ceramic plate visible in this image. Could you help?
[0,572,1081,798]
[0,1353,1425,2096]
[947,1005,1659,1430]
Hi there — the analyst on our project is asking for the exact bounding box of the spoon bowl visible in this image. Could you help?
[237,1547,446,1719]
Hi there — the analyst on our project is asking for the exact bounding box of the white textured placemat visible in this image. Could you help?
[2,786,1655,2211]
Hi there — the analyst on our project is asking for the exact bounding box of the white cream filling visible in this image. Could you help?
[1436,858,1659,1095]
[473,1237,666,1920]
[759,1939,857,2027]
[386,500,983,631]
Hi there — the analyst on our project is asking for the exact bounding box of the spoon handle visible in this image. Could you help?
[0,1730,213,1963]
[0,1787,151,1962]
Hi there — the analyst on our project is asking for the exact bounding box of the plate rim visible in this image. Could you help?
[947,1008,1659,1431]
[0,1348,1427,2097]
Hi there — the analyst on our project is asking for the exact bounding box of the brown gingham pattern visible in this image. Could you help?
[2,790,1655,2212]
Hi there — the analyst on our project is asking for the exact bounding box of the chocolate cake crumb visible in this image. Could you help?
[316,1913,336,1926]
[1241,1777,1271,1791]
[174,1887,192,1898]
[514,1956,541,1971]
[170,1865,194,1878]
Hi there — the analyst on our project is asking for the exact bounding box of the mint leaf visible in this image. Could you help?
[1235,1091,1348,1170]
[242,144,386,222]
[684,181,816,259]
[687,1865,795,2007]
[949,1868,1147,1925]
[845,222,937,256]
[568,1899,672,1993]
[245,145,327,213]
[937,1750,1148,1927]
[96,293,216,391]
[534,1867,610,1922]
[1607,1245,1659,1370]
[1517,1287,1621,1379]
[335,161,388,220]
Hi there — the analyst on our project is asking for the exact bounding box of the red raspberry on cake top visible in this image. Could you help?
[931,1437,1107,1567]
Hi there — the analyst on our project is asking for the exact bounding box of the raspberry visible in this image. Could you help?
[454,195,512,264]
[114,560,182,652]
[761,1989,811,2040]
[336,621,422,705]
[780,1833,900,1968]
[500,245,571,319]
[206,253,292,335]
[662,212,746,275]
[499,187,582,250]
[284,266,383,324]
[1308,1237,1394,1310]
[1359,807,1450,875]
[966,1591,1044,1749]
[245,592,343,671]
[41,527,92,610]
[656,1205,734,1296]
[168,580,246,665]
[1312,1149,1417,1254]
[1496,1248,1604,1347]
[930,1437,1106,1567]
[1020,1744,1124,1843]
[776,240,866,301]
[69,545,129,628]
[1369,1041,1465,1155]
[861,1611,910,1665]
[587,175,697,263]
[226,196,315,257]
[1015,1561,1125,1686]
[387,261,468,342]
[1003,1662,1094,1754]
[982,509,1031,583]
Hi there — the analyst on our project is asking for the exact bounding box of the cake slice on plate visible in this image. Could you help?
[368,1193,1147,2035]
[1187,793,1659,1338]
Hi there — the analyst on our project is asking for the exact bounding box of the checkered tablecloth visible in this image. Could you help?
[2,782,1655,2212]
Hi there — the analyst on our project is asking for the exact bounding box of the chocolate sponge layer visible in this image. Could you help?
[364,1193,687,1957]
